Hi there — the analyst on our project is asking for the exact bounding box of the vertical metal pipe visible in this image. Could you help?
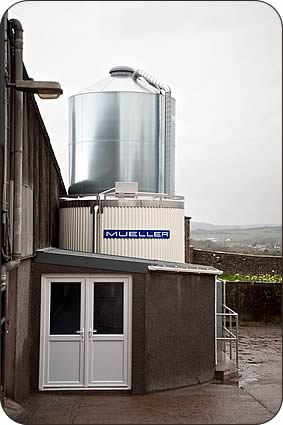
[164,91,171,195]
[236,314,239,368]
[223,280,227,354]
[9,19,23,260]
[93,205,99,253]
[223,310,226,354]
[229,315,232,360]
[133,69,173,195]
[214,277,218,366]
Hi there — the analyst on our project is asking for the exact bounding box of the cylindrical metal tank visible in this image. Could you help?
[69,66,175,195]
[59,195,184,263]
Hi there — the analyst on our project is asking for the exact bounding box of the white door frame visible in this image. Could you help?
[39,274,132,391]
[39,276,86,389]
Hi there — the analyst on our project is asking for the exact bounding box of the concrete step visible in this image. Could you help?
[215,351,239,383]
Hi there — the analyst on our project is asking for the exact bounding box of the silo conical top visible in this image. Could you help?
[74,66,159,95]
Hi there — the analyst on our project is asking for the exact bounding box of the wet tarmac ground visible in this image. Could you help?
[238,325,282,416]
[5,326,282,424]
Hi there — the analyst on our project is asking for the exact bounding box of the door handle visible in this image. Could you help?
[76,328,84,341]
[88,328,98,339]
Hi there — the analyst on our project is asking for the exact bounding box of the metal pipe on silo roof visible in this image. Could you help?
[133,69,171,93]
[133,69,172,196]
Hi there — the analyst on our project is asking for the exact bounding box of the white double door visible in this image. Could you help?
[39,275,132,390]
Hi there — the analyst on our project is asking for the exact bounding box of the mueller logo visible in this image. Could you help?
[104,230,170,239]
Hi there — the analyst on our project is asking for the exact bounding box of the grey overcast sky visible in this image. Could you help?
[7,0,282,225]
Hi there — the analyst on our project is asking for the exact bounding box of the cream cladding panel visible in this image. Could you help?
[100,207,184,262]
[59,207,93,252]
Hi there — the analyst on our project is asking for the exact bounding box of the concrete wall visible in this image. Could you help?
[2,56,66,402]
[145,272,215,392]
[226,281,282,322]
[29,262,147,395]
[189,249,282,323]
[22,86,66,251]
[191,248,282,275]
[14,260,33,400]
[6,97,66,400]
[25,262,216,397]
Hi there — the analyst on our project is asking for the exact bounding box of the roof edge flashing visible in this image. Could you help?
[148,265,223,276]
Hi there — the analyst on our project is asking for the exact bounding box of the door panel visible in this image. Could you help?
[48,340,82,383]
[90,340,124,383]
[40,278,85,388]
[86,278,130,388]
[40,275,131,390]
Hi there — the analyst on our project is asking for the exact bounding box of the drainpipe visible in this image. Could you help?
[1,15,10,262]
[10,19,23,260]
[133,69,172,195]
[1,260,20,288]
[1,19,23,285]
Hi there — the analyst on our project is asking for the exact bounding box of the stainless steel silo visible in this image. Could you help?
[69,66,175,195]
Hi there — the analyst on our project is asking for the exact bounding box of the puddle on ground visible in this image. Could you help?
[238,326,282,389]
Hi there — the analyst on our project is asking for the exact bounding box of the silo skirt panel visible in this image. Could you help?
[59,205,184,263]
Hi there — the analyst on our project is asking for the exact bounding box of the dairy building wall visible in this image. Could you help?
[2,89,66,401]
[0,16,66,401]
[31,251,216,394]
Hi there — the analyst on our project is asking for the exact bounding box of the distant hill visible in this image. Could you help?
[190,222,282,255]
[191,221,281,231]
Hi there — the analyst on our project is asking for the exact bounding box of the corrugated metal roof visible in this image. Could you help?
[34,248,222,275]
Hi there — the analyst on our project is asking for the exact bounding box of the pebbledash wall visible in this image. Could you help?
[190,248,282,275]
[28,261,216,396]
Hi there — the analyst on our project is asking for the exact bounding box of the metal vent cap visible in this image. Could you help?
[109,66,135,77]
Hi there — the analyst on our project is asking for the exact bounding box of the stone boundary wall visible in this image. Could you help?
[191,248,282,275]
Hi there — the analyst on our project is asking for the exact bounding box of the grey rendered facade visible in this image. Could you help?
[0,15,66,401]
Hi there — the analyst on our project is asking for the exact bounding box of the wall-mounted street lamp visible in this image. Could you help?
[8,79,63,99]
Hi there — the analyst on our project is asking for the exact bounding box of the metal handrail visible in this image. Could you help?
[223,305,238,314]
[61,192,184,202]
[222,326,236,338]
[104,192,184,201]
[216,303,239,367]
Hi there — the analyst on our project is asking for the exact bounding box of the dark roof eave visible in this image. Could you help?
[33,248,222,276]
